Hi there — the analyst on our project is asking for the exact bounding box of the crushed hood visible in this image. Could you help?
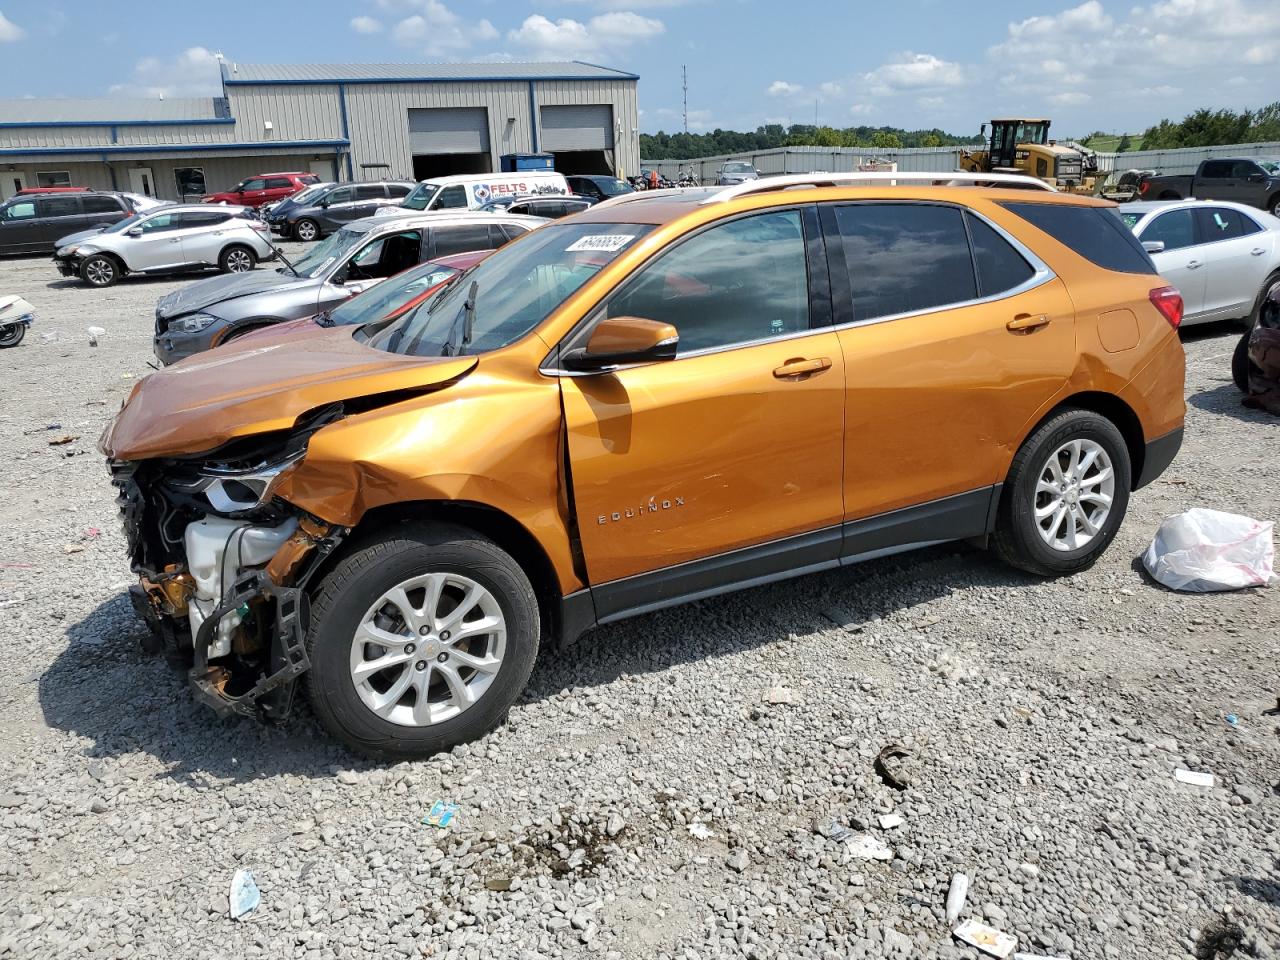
[55,226,109,249]
[101,325,477,460]
[155,269,312,319]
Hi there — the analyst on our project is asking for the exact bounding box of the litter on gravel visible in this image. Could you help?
[228,869,260,921]
[945,872,970,924]
[953,918,1017,958]
[1174,768,1216,788]
[422,800,458,829]
[845,834,893,861]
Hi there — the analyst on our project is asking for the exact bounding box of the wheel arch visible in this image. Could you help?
[309,499,564,648]
[1012,391,1146,490]
[210,316,286,347]
[87,249,129,274]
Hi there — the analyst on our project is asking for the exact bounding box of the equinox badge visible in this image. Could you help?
[599,497,685,524]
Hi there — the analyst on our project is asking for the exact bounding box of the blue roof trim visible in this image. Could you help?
[0,138,349,157]
[0,118,236,129]
[224,72,638,86]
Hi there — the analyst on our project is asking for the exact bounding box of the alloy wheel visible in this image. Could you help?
[1033,438,1115,552]
[296,220,318,241]
[348,572,506,727]
[85,259,114,286]
[226,249,253,272]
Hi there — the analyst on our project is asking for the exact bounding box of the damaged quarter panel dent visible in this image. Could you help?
[272,353,583,593]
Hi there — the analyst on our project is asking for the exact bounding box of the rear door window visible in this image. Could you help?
[83,196,124,215]
[1200,160,1233,179]
[39,196,81,218]
[965,213,1035,297]
[832,203,977,320]
[1193,207,1250,242]
[265,177,293,190]
[356,184,385,201]
[432,223,494,258]
[606,209,810,354]
[1000,202,1156,275]
[1140,209,1197,250]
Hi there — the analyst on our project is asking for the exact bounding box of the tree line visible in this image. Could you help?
[640,123,975,160]
[1137,102,1280,150]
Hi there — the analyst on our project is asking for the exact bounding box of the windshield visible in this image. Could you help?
[1259,160,1280,175]
[363,221,654,357]
[104,213,144,234]
[598,178,633,196]
[286,183,330,207]
[1014,122,1049,145]
[328,260,461,325]
[724,162,754,173]
[401,182,440,211]
[287,226,368,278]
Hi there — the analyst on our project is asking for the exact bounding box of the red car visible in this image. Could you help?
[203,172,319,209]
[232,251,491,346]
[15,186,87,195]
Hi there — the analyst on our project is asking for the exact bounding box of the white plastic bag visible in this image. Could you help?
[1143,508,1276,592]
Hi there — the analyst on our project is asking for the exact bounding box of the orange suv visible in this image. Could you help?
[102,173,1186,758]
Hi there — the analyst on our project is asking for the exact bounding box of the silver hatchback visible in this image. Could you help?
[53,205,275,288]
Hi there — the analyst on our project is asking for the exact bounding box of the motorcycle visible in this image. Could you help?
[0,295,34,348]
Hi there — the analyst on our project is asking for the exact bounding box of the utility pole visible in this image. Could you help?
[682,65,688,134]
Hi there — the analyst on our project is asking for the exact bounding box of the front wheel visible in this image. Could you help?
[0,323,25,348]
[80,254,119,288]
[305,524,540,759]
[219,245,256,274]
[993,409,1131,577]
[293,218,319,242]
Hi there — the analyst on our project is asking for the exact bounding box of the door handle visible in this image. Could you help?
[772,356,832,378]
[1006,313,1050,333]
[168,238,181,243]
[1252,248,1266,256]
[1186,260,1202,269]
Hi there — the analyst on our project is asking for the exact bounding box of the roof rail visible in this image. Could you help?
[590,185,709,212]
[701,170,1055,204]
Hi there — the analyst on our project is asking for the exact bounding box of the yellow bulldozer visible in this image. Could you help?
[959,118,1099,193]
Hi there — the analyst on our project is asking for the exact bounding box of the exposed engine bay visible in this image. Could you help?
[109,406,348,720]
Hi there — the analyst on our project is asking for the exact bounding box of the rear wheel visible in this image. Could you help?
[80,254,119,288]
[1268,194,1280,218]
[993,409,1131,576]
[0,323,25,348]
[293,218,319,242]
[219,245,256,273]
[305,524,540,759]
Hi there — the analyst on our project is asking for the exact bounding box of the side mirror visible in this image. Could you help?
[127,227,143,238]
[1142,240,1165,254]
[562,316,679,371]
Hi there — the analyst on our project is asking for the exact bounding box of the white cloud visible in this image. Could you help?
[0,10,25,41]
[863,53,965,94]
[350,15,383,33]
[1049,91,1091,106]
[767,80,802,97]
[1007,0,1112,39]
[386,1,497,56]
[507,11,663,59]
[848,103,875,117]
[916,96,944,110]
[562,0,687,6]
[818,81,844,98]
[108,46,222,98]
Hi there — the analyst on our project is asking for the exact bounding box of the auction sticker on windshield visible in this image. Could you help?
[566,234,639,253]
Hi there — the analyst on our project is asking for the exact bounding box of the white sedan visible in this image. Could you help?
[1122,199,1280,327]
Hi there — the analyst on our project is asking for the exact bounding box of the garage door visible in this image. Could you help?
[540,105,614,151]
[407,108,490,154]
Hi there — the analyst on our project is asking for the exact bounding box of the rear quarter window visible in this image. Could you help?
[999,202,1156,275]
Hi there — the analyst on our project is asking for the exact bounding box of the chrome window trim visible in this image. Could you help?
[540,200,1055,377]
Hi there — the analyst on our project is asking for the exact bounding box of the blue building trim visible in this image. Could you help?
[527,81,539,154]
[0,117,237,129]
[0,138,349,158]
[224,72,638,86]
[337,82,353,180]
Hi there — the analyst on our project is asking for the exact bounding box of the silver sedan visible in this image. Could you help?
[1122,199,1280,327]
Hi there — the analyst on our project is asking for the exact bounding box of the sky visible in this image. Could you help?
[0,0,1278,139]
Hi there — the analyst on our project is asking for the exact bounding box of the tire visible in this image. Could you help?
[0,323,25,348]
[305,524,540,760]
[219,244,256,274]
[1232,328,1255,393]
[1247,271,1280,328]
[293,218,319,242]
[1268,194,1280,219]
[993,408,1132,577]
[79,254,119,288]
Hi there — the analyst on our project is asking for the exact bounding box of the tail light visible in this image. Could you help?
[250,220,270,233]
[1149,285,1183,329]
[1139,180,1149,196]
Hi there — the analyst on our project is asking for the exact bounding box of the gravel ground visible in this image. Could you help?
[0,247,1278,960]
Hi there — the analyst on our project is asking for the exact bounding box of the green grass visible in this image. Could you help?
[1079,134,1146,153]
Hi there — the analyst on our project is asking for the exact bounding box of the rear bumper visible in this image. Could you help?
[1136,427,1183,489]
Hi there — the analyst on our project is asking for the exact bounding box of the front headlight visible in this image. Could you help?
[170,313,221,334]
[57,245,79,257]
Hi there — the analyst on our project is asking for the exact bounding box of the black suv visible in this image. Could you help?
[0,192,135,255]
[264,180,415,242]
[478,196,593,219]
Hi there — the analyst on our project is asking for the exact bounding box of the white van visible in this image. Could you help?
[392,171,571,213]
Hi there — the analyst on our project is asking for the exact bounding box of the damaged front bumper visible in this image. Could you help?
[111,450,346,721]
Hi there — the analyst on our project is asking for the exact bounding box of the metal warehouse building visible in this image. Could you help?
[0,61,640,202]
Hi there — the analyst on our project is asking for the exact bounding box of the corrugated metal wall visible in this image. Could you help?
[228,85,343,143]
[536,79,639,175]
[643,141,1280,183]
